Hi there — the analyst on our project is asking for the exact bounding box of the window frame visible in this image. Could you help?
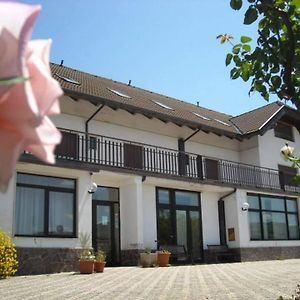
[248,193,299,241]
[274,121,294,142]
[15,172,77,238]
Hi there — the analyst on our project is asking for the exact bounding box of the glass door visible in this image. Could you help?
[92,187,120,266]
[157,188,203,263]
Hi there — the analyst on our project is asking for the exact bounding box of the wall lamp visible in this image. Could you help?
[88,182,98,194]
[241,202,250,211]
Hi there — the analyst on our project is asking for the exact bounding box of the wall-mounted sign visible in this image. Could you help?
[228,227,235,241]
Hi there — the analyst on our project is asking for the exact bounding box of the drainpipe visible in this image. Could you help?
[85,104,105,160]
[218,188,236,246]
[178,128,201,176]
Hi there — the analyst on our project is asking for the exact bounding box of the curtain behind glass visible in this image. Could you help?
[15,187,45,235]
[49,191,73,235]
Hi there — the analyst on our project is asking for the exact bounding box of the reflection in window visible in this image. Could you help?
[247,194,299,240]
[175,191,199,206]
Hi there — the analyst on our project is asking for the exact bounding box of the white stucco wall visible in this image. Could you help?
[224,192,240,248]
[200,192,220,248]
[258,127,300,170]
[119,177,144,250]
[142,184,157,250]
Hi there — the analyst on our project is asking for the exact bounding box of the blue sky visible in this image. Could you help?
[23,0,274,116]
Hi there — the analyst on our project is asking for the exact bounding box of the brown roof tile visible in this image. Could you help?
[230,102,284,134]
[50,63,290,139]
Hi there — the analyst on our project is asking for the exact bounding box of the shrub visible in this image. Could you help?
[0,230,18,279]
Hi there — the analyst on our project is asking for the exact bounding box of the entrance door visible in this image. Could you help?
[92,187,120,266]
[157,188,203,263]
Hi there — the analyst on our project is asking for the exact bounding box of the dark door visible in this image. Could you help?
[92,201,120,266]
[55,131,78,159]
[157,188,203,263]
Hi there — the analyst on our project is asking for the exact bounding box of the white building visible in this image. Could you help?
[1,63,299,274]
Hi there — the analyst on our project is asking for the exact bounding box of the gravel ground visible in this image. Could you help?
[0,259,299,300]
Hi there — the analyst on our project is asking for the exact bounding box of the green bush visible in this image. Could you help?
[0,230,18,279]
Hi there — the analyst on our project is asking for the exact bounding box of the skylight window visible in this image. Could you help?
[107,88,131,99]
[152,100,174,110]
[55,73,81,85]
[214,119,231,126]
[192,112,211,121]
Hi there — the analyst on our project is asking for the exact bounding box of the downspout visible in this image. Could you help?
[85,104,105,159]
[218,188,236,246]
[178,128,202,176]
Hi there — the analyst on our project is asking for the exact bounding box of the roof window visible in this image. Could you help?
[107,88,131,99]
[193,112,211,121]
[55,73,81,85]
[214,119,231,126]
[152,100,174,110]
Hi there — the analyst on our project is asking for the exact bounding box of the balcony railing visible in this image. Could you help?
[26,128,300,193]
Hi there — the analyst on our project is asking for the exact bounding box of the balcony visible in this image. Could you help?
[23,128,300,194]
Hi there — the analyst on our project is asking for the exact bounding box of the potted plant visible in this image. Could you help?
[139,247,157,267]
[94,249,106,273]
[157,249,171,267]
[78,233,95,274]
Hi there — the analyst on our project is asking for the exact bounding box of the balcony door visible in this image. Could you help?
[92,186,120,266]
[156,188,203,263]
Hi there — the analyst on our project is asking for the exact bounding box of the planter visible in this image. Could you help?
[94,261,106,273]
[139,253,157,267]
[157,252,171,267]
[79,260,95,274]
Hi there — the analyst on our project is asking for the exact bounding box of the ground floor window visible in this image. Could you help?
[156,187,203,262]
[15,173,76,237]
[248,193,299,240]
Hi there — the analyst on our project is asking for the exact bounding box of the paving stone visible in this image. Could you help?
[0,259,299,300]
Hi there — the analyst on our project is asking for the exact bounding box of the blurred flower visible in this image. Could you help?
[280,143,294,161]
[0,1,62,192]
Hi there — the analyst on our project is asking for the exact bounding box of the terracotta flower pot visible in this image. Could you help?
[79,260,94,274]
[94,261,106,273]
[157,252,171,267]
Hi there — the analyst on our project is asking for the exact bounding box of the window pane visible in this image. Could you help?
[175,191,198,206]
[249,211,262,239]
[15,187,45,235]
[158,189,170,204]
[287,199,298,213]
[158,208,172,245]
[49,192,74,236]
[93,186,119,202]
[17,173,74,189]
[248,195,259,209]
[261,197,285,211]
[288,214,299,239]
[262,212,288,240]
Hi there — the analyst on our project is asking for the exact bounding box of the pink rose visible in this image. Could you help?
[0,1,62,192]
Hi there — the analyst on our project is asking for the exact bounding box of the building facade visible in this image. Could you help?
[1,63,300,275]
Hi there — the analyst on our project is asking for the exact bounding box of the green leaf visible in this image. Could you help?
[241,36,252,43]
[242,44,251,52]
[226,53,233,66]
[291,0,300,9]
[271,76,281,89]
[232,44,241,54]
[230,68,240,79]
[0,76,28,86]
[241,63,250,81]
[230,0,243,10]
[244,7,258,25]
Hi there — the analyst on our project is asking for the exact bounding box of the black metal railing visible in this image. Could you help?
[29,128,299,193]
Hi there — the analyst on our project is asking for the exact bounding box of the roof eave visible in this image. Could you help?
[62,88,241,140]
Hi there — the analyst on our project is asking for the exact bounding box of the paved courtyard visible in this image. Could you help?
[0,259,299,300]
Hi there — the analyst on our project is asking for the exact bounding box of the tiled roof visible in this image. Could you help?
[50,63,294,139]
[230,102,284,135]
